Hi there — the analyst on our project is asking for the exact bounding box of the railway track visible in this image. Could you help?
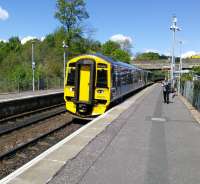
[0,104,89,179]
[0,103,66,135]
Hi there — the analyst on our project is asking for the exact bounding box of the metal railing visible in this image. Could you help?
[181,79,200,111]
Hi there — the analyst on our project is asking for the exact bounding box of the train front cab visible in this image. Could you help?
[64,56,111,118]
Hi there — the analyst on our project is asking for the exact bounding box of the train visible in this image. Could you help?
[64,54,153,119]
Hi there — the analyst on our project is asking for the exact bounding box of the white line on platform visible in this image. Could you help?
[151,117,166,122]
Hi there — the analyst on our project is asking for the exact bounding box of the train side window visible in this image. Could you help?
[96,69,108,88]
[67,68,75,86]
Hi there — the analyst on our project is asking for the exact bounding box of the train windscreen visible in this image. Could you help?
[96,69,108,88]
[67,68,75,86]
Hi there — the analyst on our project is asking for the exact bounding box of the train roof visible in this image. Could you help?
[92,53,142,70]
[72,53,150,72]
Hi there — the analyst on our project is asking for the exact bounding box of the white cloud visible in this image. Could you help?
[0,39,7,43]
[110,34,133,44]
[21,36,36,44]
[0,6,9,20]
[21,36,45,44]
[181,51,199,58]
[144,49,160,53]
[110,34,133,51]
[40,36,45,42]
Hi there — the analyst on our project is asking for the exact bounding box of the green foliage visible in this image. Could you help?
[101,41,131,63]
[192,66,200,76]
[101,41,120,56]
[180,66,200,83]
[180,73,193,81]
[112,49,131,63]
[0,27,104,92]
[151,70,166,81]
[55,0,89,46]
[160,55,168,60]
[8,37,22,52]
[136,52,165,61]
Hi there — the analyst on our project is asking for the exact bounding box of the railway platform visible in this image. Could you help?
[2,84,200,184]
[0,89,64,120]
[0,89,63,103]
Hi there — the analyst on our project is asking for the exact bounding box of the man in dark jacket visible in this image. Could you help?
[165,82,170,103]
[162,80,170,104]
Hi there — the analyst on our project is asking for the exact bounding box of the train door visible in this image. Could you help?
[75,60,95,105]
[79,65,90,102]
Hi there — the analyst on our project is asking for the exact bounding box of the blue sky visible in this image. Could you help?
[0,0,200,56]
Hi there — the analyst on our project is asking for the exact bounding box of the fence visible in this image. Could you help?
[181,79,200,111]
[0,77,63,94]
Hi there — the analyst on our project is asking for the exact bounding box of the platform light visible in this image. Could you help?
[170,15,181,86]
[62,41,68,88]
[178,40,183,94]
[32,40,35,92]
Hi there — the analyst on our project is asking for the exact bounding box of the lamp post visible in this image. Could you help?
[32,40,35,92]
[62,41,68,87]
[178,40,183,94]
[170,16,181,87]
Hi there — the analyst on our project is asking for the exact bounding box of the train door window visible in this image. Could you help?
[141,72,144,82]
[128,72,133,84]
[112,67,116,87]
[67,68,75,86]
[134,71,139,83]
[96,69,108,88]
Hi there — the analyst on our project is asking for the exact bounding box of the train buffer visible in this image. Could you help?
[2,84,200,184]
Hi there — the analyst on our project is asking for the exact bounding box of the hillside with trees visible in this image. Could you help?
[135,52,168,61]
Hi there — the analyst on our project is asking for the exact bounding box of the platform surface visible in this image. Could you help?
[0,89,63,102]
[49,84,200,184]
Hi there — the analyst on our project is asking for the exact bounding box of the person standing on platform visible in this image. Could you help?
[162,80,170,104]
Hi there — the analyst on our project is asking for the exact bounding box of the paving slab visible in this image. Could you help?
[9,159,64,184]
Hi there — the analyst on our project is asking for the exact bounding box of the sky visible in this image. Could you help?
[0,0,200,57]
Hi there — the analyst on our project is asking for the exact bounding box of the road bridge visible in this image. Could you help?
[132,59,200,70]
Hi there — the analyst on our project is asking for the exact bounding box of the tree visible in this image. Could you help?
[192,66,200,76]
[136,52,160,60]
[110,35,133,53]
[0,41,9,63]
[101,41,120,56]
[8,37,22,52]
[101,41,131,63]
[55,0,89,47]
[160,54,168,60]
[112,49,131,63]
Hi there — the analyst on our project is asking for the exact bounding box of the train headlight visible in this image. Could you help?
[97,90,104,94]
[70,87,75,92]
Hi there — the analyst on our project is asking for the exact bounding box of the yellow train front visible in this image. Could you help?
[64,54,150,119]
